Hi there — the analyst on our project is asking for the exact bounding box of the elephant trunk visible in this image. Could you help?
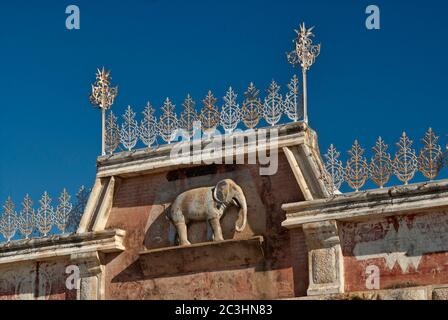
[234,189,247,232]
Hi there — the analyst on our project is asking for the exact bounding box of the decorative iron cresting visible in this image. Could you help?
[91,22,320,155]
[100,78,305,155]
[0,186,90,243]
[324,128,446,194]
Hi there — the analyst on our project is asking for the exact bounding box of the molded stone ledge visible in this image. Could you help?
[291,285,432,300]
[282,179,448,227]
[95,122,311,178]
[138,236,264,278]
[0,229,125,266]
[288,285,448,300]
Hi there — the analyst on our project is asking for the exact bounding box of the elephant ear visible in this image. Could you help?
[214,180,230,204]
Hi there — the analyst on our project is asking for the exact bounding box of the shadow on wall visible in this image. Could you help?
[112,239,267,282]
[107,160,304,298]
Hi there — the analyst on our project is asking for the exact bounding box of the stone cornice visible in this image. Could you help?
[0,229,125,266]
[95,122,313,178]
[138,236,264,278]
[282,180,448,228]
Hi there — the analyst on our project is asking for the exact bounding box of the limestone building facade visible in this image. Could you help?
[1,122,448,300]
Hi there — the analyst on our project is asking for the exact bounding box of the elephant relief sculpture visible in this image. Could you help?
[167,179,248,246]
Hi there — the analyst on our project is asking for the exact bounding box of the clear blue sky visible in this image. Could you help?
[0,0,447,203]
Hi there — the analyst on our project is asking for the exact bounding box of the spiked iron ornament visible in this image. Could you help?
[180,95,199,139]
[263,80,283,126]
[287,22,321,124]
[241,82,261,129]
[120,106,139,151]
[90,67,119,156]
[284,75,302,122]
[0,187,88,243]
[369,137,392,188]
[324,144,344,195]
[200,91,220,134]
[221,87,240,134]
[55,189,73,234]
[393,132,418,185]
[0,197,17,242]
[344,140,369,192]
[140,102,159,147]
[36,192,54,236]
[18,194,34,239]
[419,128,443,180]
[159,98,178,144]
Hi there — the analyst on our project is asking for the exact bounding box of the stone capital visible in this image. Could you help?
[302,220,344,296]
[70,251,103,276]
[70,251,105,300]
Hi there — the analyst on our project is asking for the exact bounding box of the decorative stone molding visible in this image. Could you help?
[139,236,264,278]
[95,122,324,179]
[282,179,448,226]
[78,177,119,233]
[292,284,448,300]
[70,251,105,300]
[0,229,125,265]
[302,220,344,295]
[293,285,431,300]
[282,179,448,297]
[0,229,125,300]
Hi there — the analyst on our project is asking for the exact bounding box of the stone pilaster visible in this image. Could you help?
[70,252,105,300]
[302,220,344,296]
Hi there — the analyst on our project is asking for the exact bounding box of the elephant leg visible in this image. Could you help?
[209,217,224,241]
[175,222,191,246]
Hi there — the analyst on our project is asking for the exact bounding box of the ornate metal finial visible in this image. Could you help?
[287,22,321,124]
[200,91,220,134]
[284,74,302,122]
[18,194,34,239]
[393,132,418,185]
[0,197,17,242]
[180,95,199,139]
[140,102,159,147]
[221,87,240,134]
[119,106,139,151]
[159,98,178,144]
[324,144,344,195]
[344,140,369,192]
[55,189,73,234]
[369,137,392,188]
[418,128,443,180]
[35,192,54,236]
[241,82,261,129]
[263,80,283,126]
[90,67,119,156]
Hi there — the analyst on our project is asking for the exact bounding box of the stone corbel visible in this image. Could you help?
[302,220,344,296]
[70,251,105,300]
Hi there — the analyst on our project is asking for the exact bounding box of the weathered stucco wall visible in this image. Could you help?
[342,211,448,292]
[0,259,75,300]
[103,155,306,299]
[282,180,448,299]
